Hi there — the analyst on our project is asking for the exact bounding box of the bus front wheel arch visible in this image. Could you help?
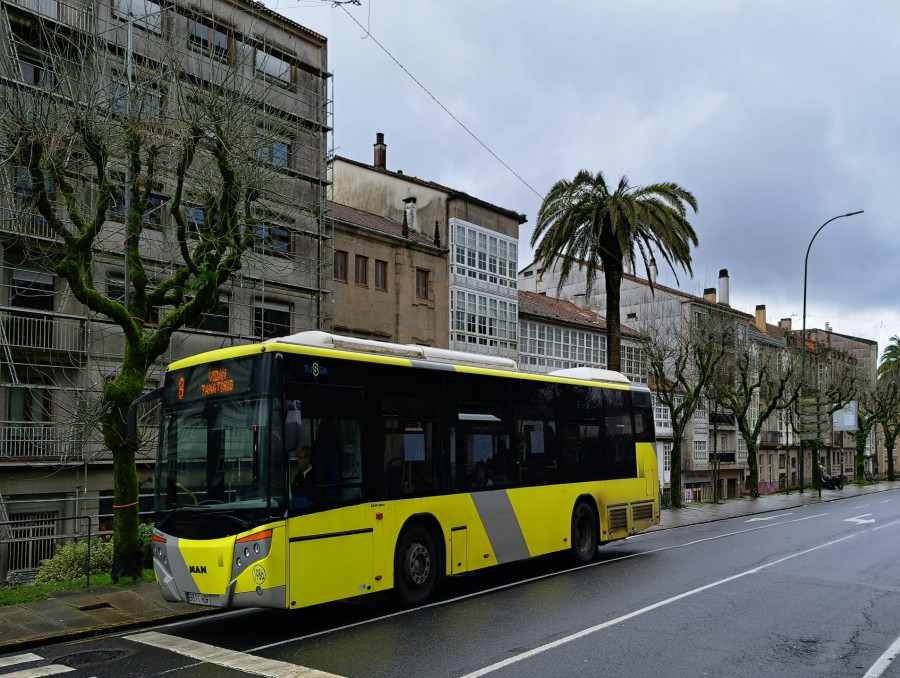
[571,500,599,565]
[393,522,440,605]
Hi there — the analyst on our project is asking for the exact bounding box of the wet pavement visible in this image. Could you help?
[1,481,895,654]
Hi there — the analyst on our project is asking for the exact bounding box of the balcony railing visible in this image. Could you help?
[0,422,79,459]
[708,451,737,464]
[0,205,57,240]
[760,430,782,446]
[709,412,736,426]
[5,0,94,32]
[0,307,86,357]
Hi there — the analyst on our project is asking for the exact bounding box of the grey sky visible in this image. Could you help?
[275,0,898,358]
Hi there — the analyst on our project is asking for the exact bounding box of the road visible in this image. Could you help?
[4,490,900,677]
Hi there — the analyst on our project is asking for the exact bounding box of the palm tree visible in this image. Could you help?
[878,335,900,378]
[531,170,699,371]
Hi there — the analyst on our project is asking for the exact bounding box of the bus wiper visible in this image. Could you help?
[155,503,200,531]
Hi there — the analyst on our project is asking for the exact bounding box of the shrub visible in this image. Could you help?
[139,522,154,569]
[35,538,114,583]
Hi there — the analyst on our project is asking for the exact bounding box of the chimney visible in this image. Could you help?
[648,258,658,285]
[573,293,586,310]
[825,322,832,332]
[755,304,767,332]
[718,269,730,306]
[703,287,716,303]
[374,132,386,169]
[779,318,792,331]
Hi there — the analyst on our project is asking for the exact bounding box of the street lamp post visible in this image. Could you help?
[799,210,864,495]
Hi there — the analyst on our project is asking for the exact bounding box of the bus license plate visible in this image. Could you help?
[188,592,211,606]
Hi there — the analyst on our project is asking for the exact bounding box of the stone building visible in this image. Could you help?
[329,201,447,345]
[0,0,331,576]
[331,134,526,357]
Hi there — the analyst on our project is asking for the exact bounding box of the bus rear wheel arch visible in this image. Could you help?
[571,500,599,565]
[393,521,441,605]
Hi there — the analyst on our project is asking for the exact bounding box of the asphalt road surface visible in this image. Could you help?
[4,489,900,677]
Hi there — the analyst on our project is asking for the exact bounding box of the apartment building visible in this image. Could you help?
[0,0,331,577]
[331,134,526,357]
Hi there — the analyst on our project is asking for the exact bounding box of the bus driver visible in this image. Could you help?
[292,446,315,508]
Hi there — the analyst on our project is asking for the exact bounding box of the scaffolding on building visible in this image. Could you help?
[0,0,333,570]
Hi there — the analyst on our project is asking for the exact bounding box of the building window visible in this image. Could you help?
[375,259,388,291]
[355,255,368,287]
[253,302,290,339]
[334,250,348,283]
[663,442,672,472]
[415,269,429,299]
[255,223,290,256]
[189,20,230,60]
[111,185,165,226]
[188,298,229,333]
[255,48,291,86]
[11,269,54,311]
[256,128,291,167]
[692,439,707,461]
[113,0,163,33]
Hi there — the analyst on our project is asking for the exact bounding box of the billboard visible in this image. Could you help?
[833,400,859,432]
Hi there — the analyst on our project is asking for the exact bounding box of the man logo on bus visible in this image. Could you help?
[189,565,207,574]
[252,565,266,585]
[303,362,328,377]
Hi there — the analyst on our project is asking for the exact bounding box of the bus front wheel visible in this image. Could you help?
[394,524,438,605]
[571,502,598,565]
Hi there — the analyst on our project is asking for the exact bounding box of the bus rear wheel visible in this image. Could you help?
[571,502,598,565]
[394,524,438,605]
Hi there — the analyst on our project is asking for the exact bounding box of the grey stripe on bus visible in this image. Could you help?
[470,492,531,564]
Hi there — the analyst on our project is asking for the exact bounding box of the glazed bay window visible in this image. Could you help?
[693,439,707,461]
[189,20,230,60]
[256,127,291,167]
[451,219,518,289]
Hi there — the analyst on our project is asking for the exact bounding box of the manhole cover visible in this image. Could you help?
[56,649,133,667]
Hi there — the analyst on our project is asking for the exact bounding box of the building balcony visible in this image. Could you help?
[0,206,57,241]
[5,0,94,32]
[709,411,736,427]
[759,430,782,447]
[708,450,737,464]
[0,307,87,362]
[0,422,83,460]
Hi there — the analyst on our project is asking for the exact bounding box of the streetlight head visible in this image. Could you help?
[844,210,864,217]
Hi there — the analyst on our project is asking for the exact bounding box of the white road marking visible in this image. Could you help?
[880,500,893,504]
[127,630,344,678]
[852,504,871,509]
[746,513,793,522]
[863,632,900,678]
[846,514,875,525]
[1,666,73,678]
[0,655,42,669]
[459,517,900,677]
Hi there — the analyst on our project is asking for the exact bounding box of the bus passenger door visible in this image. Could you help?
[285,385,374,607]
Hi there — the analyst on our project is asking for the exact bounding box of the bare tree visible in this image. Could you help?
[710,334,799,498]
[638,313,730,508]
[846,378,896,483]
[0,10,305,578]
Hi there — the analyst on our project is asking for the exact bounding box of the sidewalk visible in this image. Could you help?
[1,482,896,654]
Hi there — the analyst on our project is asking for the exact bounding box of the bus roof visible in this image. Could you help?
[167,331,635,388]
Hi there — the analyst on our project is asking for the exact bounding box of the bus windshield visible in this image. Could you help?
[156,393,286,536]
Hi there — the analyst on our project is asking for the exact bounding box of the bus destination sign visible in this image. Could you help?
[200,368,234,396]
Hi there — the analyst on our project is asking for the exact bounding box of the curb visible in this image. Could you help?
[0,607,219,654]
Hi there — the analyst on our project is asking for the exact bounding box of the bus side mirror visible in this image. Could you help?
[285,400,302,453]
[128,387,164,444]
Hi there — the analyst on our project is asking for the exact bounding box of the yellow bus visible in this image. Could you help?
[145,331,658,610]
